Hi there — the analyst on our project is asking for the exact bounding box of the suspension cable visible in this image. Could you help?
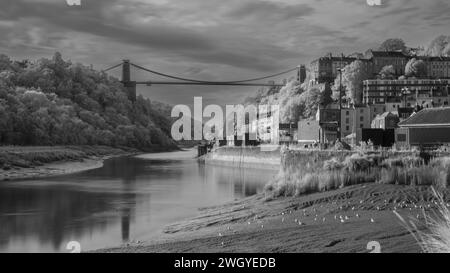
[131,63,298,84]
[102,63,122,73]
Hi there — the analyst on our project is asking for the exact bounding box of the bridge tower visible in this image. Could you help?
[121,60,137,102]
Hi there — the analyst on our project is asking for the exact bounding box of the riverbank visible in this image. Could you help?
[97,182,450,253]
[0,146,139,181]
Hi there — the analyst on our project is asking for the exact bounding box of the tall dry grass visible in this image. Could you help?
[265,153,450,198]
[395,188,450,253]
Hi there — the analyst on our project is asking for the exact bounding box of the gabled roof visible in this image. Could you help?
[398,107,450,127]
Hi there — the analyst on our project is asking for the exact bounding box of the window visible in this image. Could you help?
[360,116,364,122]
[346,126,350,131]
[360,124,363,128]
[346,111,349,116]
[346,118,350,124]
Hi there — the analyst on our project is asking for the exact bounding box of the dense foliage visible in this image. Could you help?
[332,60,369,105]
[0,53,176,151]
[244,80,331,123]
[405,58,428,78]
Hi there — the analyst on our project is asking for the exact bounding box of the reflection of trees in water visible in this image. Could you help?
[0,157,143,251]
[0,187,113,250]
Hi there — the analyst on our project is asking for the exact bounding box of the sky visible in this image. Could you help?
[1,0,450,106]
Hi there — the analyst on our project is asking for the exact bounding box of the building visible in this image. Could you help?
[418,56,450,79]
[396,107,450,147]
[316,104,340,142]
[279,123,298,143]
[362,79,450,108]
[310,54,357,84]
[371,112,400,129]
[364,50,408,78]
[297,120,320,145]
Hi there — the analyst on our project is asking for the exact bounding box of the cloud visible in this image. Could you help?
[1,0,450,105]
[226,1,315,21]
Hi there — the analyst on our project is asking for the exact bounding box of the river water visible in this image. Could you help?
[0,149,277,253]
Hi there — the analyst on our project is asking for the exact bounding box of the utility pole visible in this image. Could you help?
[337,53,344,142]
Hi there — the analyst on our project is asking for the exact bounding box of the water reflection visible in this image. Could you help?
[0,150,276,252]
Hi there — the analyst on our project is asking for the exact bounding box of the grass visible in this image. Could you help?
[395,188,450,253]
[265,152,450,198]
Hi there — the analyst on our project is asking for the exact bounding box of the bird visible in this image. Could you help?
[219,233,222,237]
[356,214,360,218]
[370,218,375,223]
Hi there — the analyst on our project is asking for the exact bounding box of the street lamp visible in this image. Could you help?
[401,87,411,108]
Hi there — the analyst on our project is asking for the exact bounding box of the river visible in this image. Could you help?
[0,149,277,253]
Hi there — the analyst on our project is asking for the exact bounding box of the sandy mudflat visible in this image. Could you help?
[96,183,449,253]
[0,146,136,181]
[0,158,107,181]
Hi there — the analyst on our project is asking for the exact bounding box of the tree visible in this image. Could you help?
[332,60,369,105]
[405,58,427,78]
[0,53,177,150]
[379,65,396,79]
[379,38,407,53]
[424,35,450,56]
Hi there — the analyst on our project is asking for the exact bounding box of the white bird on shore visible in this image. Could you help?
[219,233,222,237]
[370,218,375,223]
[282,217,285,223]
[261,224,264,229]
[356,214,360,218]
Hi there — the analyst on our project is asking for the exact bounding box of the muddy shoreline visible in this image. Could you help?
[96,183,447,253]
[0,146,138,182]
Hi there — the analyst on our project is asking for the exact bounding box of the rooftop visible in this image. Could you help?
[367,50,407,58]
[398,107,450,127]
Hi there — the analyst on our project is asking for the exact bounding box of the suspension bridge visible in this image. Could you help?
[103,60,304,101]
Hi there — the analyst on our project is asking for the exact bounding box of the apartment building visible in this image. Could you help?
[365,50,408,78]
[418,56,450,79]
[310,54,358,84]
[362,79,450,108]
